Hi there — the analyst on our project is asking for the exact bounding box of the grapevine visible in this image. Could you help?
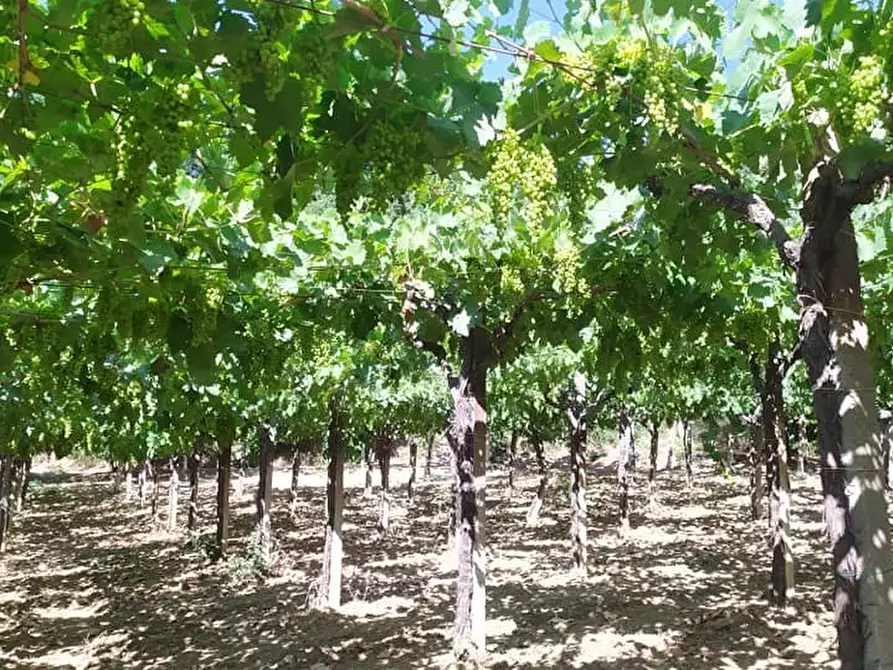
[296,23,340,81]
[641,54,680,136]
[499,266,525,302]
[557,161,598,226]
[111,82,193,214]
[834,55,889,137]
[360,120,427,211]
[227,1,300,100]
[91,0,144,55]
[488,129,557,233]
[553,245,588,303]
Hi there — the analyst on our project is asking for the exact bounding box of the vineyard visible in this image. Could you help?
[2,0,893,667]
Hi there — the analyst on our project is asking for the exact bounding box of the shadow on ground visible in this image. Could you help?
[0,442,847,669]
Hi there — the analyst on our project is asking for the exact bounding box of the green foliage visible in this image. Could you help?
[3,0,893,495]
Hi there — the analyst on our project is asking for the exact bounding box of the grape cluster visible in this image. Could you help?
[360,120,426,210]
[489,129,557,232]
[111,83,192,213]
[642,59,680,135]
[228,1,299,99]
[296,23,339,81]
[149,83,192,177]
[836,55,889,136]
[191,285,224,346]
[92,0,144,54]
[615,38,646,70]
[558,161,598,226]
[553,245,588,303]
[499,266,525,301]
[334,158,361,216]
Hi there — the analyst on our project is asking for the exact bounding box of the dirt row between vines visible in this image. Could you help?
[0,444,838,669]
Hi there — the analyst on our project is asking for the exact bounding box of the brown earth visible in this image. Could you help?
[0,442,840,669]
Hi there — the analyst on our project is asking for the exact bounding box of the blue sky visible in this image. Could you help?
[477,0,742,80]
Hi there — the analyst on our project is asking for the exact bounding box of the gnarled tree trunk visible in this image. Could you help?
[15,457,30,514]
[568,372,587,572]
[797,166,893,667]
[362,443,374,499]
[450,326,489,665]
[290,443,302,517]
[150,461,161,520]
[138,461,148,508]
[424,432,436,480]
[763,342,794,605]
[617,409,632,534]
[628,421,638,473]
[749,411,766,522]
[124,464,134,501]
[215,442,232,557]
[376,434,392,533]
[506,431,518,500]
[316,397,345,610]
[167,456,179,532]
[256,423,275,563]
[0,456,11,553]
[407,440,418,501]
[647,419,660,508]
[188,451,199,531]
[880,411,892,491]
[697,161,893,667]
[683,420,694,488]
[526,434,547,526]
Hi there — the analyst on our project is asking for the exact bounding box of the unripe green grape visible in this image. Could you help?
[359,119,427,210]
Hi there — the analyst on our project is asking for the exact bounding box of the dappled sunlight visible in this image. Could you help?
[0,448,865,668]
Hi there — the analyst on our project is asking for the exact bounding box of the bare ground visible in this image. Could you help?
[0,443,841,669]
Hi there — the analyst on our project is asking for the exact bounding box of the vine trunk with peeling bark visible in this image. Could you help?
[695,160,893,667]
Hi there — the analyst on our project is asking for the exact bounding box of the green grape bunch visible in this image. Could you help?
[191,285,224,346]
[296,23,340,81]
[834,55,890,137]
[359,119,427,211]
[642,58,681,136]
[488,128,557,233]
[91,0,145,55]
[227,0,301,99]
[553,245,588,302]
[110,82,193,212]
[499,266,525,302]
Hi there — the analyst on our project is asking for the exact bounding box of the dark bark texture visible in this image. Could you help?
[408,440,418,501]
[363,444,374,499]
[188,451,199,531]
[568,373,588,571]
[167,456,179,532]
[683,420,694,488]
[290,444,302,516]
[696,161,893,668]
[376,432,393,533]
[256,423,275,560]
[761,342,794,605]
[647,420,660,507]
[317,398,346,610]
[424,432,436,480]
[526,434,547,526]
[749,411,766,522]
[797,165,893,668]
[215,442,232,557]
[0,457,11,553]
[451,327,489,665]
[506,431,518,499]
[618,409,633,533]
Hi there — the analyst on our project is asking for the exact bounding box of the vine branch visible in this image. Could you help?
[690,183,800,271]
